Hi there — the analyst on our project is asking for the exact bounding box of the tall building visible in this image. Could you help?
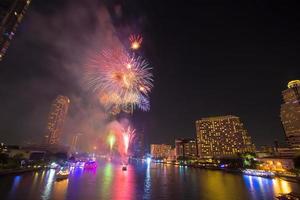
[0,0,31,61]
[150,144,171,159]
[280,80,300,149]
[175,138,197,159]
[196,115,255,158]
[132,133,145,158]
[44,95,70,145]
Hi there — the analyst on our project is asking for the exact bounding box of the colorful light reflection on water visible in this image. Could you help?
[0,161,299,200]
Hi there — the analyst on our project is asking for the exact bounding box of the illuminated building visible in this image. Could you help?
[0,0,31,61]
[150,144,171,159]
[196,115,255,158]
[167,148,176,161]
[257,158,295,171]
[175,138,197,159]
[44,95,70,145]
[280,80,300,149]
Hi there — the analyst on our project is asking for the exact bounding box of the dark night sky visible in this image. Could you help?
[0,0,300,148]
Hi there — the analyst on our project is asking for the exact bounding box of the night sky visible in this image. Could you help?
[0,0,300,148]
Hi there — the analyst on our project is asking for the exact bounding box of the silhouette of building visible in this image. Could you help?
[196,115,255,158]
[280,80,300,149]
[0,0,31,61]
[44,95,70,145]
[132,133,145,158]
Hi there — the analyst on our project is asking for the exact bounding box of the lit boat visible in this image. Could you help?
[56,168,70,181]
[242,169,275,178]
[84,161,97,169]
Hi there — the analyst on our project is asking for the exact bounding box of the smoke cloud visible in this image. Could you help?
[0,0,132,150]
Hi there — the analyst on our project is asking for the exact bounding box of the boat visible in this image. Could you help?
[56,168,70,181]
[122,165,127,171]
[242,169,275,178]
[84,161,97,169]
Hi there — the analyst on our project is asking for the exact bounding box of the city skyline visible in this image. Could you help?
[1,1,300,200]
[0,0,300,147]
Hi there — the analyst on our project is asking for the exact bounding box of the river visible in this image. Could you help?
[0,160,299,200]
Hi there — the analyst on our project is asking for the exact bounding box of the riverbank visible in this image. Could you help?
[0,166,45,176]
[154,160,300,183]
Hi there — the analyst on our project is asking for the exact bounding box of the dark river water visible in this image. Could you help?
[0,160,300,200]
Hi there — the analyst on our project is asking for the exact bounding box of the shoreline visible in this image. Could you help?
[0,167,44,176]
[154,161,300,183]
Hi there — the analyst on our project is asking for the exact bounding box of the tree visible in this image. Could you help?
[0,153,8,164]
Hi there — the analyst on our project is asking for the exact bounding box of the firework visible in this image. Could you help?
[108,134,116,151]
[122,126,135,155]
[129,34,143,50]
[85,48,153,114]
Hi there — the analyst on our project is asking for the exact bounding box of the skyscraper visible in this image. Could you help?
[44,95,70,145]
[280,80,300,149]
[132,133,145,158]
[196,115,255,158]
[0,0,31,61]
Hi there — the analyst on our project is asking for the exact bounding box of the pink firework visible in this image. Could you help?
[122,126,135,155]
[84,48,153,114]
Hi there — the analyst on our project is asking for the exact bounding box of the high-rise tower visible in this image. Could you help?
[196,115,255,158]
[0,0,31,61]
[280,80,300,149]
[44,95,70,145]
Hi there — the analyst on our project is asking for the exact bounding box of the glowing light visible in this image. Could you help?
[108,134,116,151]
[146,157,151,165]
[122,126,135,155]
[84,161,97,169]
[242,169,275,178]
[50,162,58,169]
[84,48,153,114]
[129,34,143,50]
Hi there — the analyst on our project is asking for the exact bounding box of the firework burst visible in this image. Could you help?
[129,34,143,50]
[84,48,153,114]
[122,126,135,155]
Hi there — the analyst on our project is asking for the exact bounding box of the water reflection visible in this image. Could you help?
[9,175,22,196]
[53,179,69,199]
[143,162,151,199]
[100,163,113,199]
[1,162,300,200]
[243,175,293,199]
[272,178,292,194]
[41,169,55,200]
[113,164,136,200]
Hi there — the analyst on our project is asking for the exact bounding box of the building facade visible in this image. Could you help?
[150,144,172,159]
[44,95,70,145]
[280,80,300,149]
[196,115,255,158]
[0,0,31,61]
[175,138,197,160]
